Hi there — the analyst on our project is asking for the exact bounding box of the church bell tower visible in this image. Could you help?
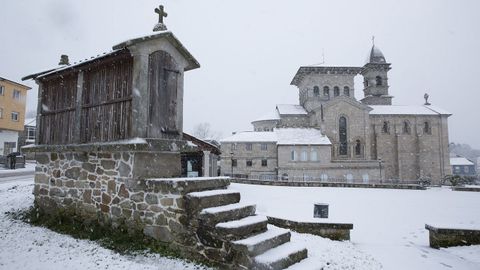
[360,41,392,105]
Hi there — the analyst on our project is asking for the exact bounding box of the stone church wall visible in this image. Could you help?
[220,142,277,178]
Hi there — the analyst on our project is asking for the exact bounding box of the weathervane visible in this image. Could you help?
[424,93,431,105]
[153,4,168,32]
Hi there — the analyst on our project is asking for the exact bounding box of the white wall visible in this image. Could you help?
[0,129,19,155]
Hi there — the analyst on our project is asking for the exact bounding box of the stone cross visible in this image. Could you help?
[424,93,431,105]
[155,5,168,23]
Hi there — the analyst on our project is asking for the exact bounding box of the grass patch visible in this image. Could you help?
[6,206,214,268]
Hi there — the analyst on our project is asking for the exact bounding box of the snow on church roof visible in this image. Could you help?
[220,128,331,145]
[450,157,474,166]
[252,110,281,122]
[369,105,451,116]
[276,104,308,115]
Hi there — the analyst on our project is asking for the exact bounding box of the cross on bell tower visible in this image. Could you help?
[153,4,168,32]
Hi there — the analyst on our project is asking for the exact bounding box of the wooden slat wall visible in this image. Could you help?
[81,55,133,143]
[39,74,77,144]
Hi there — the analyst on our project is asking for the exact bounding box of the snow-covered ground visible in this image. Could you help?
[0,162,35,176]
[232,183,480,270]
[0,178,212,270]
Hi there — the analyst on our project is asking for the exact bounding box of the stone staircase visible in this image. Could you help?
[184,179,308,269]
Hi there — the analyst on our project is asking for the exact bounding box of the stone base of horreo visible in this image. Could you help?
[28,141,309,269]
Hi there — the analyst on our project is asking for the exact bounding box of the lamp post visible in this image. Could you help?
[378,158,383,183]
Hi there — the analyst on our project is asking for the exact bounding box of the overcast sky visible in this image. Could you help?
[1,0,479,148]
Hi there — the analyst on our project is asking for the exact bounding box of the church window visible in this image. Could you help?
[339,116,348,155]
[403,121,411,134]
[246,160,253,167]
[313,86,319,96]
[376,76,383,86]
[355,140,362,156]
[261,143,268,150]
[246,143,252,151]
[320,174,328,182]
[423,121,431,134]
[382,121,390,134]
[291,150,297,161]
[334,86,340,97]
[301,150,308,161]
[344,86,350,96]
[261,159,268,167]
[232,159,237,167]
[231,143,237,150]
[364,78,369,87]
[311,150,318,161]
[323,86,330,97]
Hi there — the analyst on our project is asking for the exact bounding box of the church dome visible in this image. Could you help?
[366,45,386,64]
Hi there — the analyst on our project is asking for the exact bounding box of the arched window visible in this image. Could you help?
[364,78,369,87]
[313,86,319,96]
[382,121,390,134]
[423,121,431,134]
[334,86,340,97]
[403,121,411,134]
[344,86,350,96]
[301,150,308,161]
[323,86,330,97]
[355,139,361,156]
[376,76,383,86]
[320,174,328,182]
[291,150,297,161]
[339,116,348,155]
[311,150,318,161]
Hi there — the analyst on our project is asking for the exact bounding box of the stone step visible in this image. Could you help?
[253,242,308,270]
[199,203,257,227]
[284,257,323,270]
[185,189,241,214]
[216,215,268,240]
[232,225,291,257]
[142,177,230,195]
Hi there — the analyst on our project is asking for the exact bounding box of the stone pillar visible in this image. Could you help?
[35,82,43,145]
[74,72,84,143]
[131,52,149,138]
[203,151,211,177]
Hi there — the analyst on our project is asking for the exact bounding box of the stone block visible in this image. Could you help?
[132,152,181,179]
[137,203,149,211]
[36,153,50,164]
[155,214,167,225]
[34,174,49,185]
[65,180,75,188]
[49,187,65,197]
[143,225,173,242]
[145,194,158,204]
[160,198,174,207]
[102,193,112,204]
[67,189,78,198]
[100,204,110,213]
[118,162,131,177]
[118,184,129,198]
[131,192,145,202]
[111,206,121,217]
[65,167,81,180]
[98,153,111,159]
[83,189,92,203]
[107,180,116,193]
[101,160,115,170]
[149,205,163,213]
[82,163,96,173]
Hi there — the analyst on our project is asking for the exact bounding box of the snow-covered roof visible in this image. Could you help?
[450,157,474,166]
[366,45,387,64]
[24,118,36,126]
[220,128,331,145]
[252,110,281,122]
[276,104,308,115]
[276,128,331,145]
[369,105,451,116]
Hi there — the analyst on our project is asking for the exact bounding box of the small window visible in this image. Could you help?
[301,150,308,161]
[27,127,36,141]
[334,86,340,97]
[231,143,237,150]
[464,166,469,173]
[0,108,3,119]
[344,86,350,96]
[291,150,296,161]
[11,112,19,121]
[13,89,21,100]
[261,143,267,150]
[423,121,431,134]
[0,85,4,95]
[364,78,369,87]
[376,76,383,86]
[246,160,253,167]
[321,174,328,182]
[232,159,237,167]
[323,86,330,97]
[313,86,319,96]
[382,121,390,134]
[355,140,361,156]
[261,159,267,167]
[403,121,411,134]
[246,143,252,151]
[311,150,318,161]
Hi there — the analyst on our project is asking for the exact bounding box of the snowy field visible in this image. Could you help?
[232,183,480,270]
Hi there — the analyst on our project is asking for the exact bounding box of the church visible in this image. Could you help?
[220,44,451,184]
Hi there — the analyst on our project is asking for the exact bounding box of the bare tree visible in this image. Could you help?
[192,122,220,140]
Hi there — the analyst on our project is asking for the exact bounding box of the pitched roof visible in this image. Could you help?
[450,157,474,166]
[369,105,451,116]
[290,66,362,86]
[252,110,281,122]
[0,77,31,89]
[276,104,308,115]
[220,128,331,146]
[220,131,277,143]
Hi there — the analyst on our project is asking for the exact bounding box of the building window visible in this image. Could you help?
[231,143,237,150]
[403,121,411,134]
[246,160,253,167]
[13,89,21,100]
[232,159,237,167]
[334,86,340,97]
[355,140,361,156]
[323,86,330,97]
[311,150,318,161]
[27,127,36,141]
[261,143,268,150]
[364,78,369,87]
[301,150,308,161]
[320,174,328,182]
[376,76,383,86]
[423,121,431,134]
[344,86,350,96]
[339,116,348,155]
[464,166,469,173]
[0,85,4,95]
[246,143,252,151]
[291,150,297,161]
[261,159,267,167]
[0,108,3,119]
[382,121,390,134]
[11,112,19,121]
[313,86,319,96]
